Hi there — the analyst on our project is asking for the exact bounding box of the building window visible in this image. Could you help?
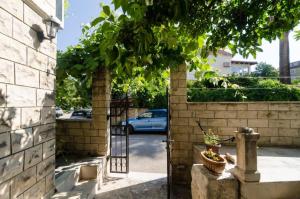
[223,62,231,67]
[291,69,296,75]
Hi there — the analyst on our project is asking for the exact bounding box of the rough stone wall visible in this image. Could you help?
[191,164,238,199]
[170,64,300,184]
[0,0,56,198]
[56,68,111,156]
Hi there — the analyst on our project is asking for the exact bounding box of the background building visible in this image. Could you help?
[187,50,257,80]
[290,61,300,80]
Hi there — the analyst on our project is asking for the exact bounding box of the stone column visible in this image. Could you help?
[92,67,111,156]
[170,63,190,183]
[232,127,260,182]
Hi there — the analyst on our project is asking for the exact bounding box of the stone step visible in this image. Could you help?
[55,169,80,192]
[52,156,106,199]
[52,180,97,199]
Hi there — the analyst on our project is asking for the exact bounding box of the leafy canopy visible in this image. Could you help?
[252,62,279,77]
[58,0,300,80]
[57,0,300,108]
[113,0,300,57]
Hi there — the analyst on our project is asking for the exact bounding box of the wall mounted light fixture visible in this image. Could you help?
[37,16,61,43]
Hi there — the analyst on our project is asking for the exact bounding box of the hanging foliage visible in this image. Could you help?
[56,0,300,108]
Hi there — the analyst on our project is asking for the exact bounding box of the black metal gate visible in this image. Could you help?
[164,87,173,199]
[109,95,130,173]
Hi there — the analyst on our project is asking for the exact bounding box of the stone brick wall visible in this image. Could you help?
[170,64,300,184]
[0,1,56,198]
[56,108,146,155]
[56,119,100,155]
[56,68,111,156]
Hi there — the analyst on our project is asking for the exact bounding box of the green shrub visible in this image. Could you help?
[292,79,300,85]
[112,83,167,109]
[188,77,300,102]
[227,75,259,87]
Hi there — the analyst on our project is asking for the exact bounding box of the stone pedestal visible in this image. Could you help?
[191,164,238,199]
[232,127,260,182]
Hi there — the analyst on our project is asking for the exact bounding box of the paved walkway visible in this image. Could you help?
[216,146,300,182]
[95,172,167,199]
[129,134,167,173]
[95,172,191,199]
[98,134,169,199]
[96,134,191,199]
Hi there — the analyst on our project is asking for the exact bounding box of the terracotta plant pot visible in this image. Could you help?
[205,144,221,154]
[200,151,226,175]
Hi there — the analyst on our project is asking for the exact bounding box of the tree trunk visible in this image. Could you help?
[279,31,291,84]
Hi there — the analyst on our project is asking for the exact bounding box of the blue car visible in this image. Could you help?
[124,109,168,133]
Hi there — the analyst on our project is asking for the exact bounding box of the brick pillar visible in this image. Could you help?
[92,67,111,156]
[170,63,190,184]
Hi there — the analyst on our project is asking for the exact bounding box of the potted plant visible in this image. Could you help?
[196,121,235,154]
[204,129,221,154]
[201,149,226,175]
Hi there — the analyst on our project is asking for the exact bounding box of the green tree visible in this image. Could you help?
[252,62,279,78]
[57,1,300,108]
[113,0,300,57]
[56,76,91,110]
[59,1,300,82]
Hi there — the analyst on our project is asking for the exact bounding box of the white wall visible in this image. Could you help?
[187,52,232,80]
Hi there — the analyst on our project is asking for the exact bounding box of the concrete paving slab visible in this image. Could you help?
[95,172,167,199]
[218,146,300,182]
[129,134,167,173]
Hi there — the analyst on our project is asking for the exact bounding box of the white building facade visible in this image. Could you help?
[187,50,257,80]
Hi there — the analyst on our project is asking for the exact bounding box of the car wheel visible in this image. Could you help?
[128,125,134,134]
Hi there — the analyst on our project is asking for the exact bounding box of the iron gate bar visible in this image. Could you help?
[166,87,173,199]
[109,94,130,173]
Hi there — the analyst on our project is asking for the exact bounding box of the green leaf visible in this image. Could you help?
[113,0,122,9]
[103,5,110,16]
[204,71,217,79]
[91,17,105,27]
[74,64,83,70]
[127,56,137,64]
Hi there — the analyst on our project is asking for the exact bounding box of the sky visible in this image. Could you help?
[58,0,300,69]
[57,0,111,50]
